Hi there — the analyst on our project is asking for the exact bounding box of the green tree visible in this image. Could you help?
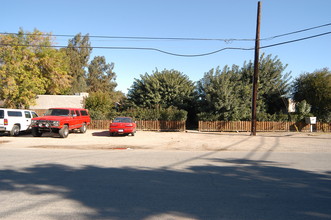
[292,68,331,122]
[38,45,71,94]
[87,56,117,93]
[0,29,71,108]
[84,90,126,120]
[66,33,92,94]
[197,54,291,121]
[84,91,113,119]
[241,54,291,115]
[294,100,312,121]
[196,65,251,121]
[127,69,195,110]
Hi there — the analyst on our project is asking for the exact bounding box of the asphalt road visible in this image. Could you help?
[1,146,331,220]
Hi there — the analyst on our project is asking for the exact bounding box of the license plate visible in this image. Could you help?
[118,129,124,132]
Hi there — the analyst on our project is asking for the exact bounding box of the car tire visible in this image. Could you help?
[79,123,87,133]
[32,127,42,137]
[59,125,69,138]
[10,125,20,136]
[131,132,135,136]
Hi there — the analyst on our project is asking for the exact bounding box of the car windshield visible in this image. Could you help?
[113,117,132,123]
[45,109,70,116]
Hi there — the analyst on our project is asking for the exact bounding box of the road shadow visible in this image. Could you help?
[92,130,110,137]
[0,159,330,219]
[92,131,134,137]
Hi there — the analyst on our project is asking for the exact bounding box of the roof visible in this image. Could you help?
[29,93,88,110]
[0,108,35,112]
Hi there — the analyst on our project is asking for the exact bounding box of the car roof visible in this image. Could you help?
[0,108,35,112]
[49,108,87,110]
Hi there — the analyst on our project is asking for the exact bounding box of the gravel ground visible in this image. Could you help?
[1,129,330,152]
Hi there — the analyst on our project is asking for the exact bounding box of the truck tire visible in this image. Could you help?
[32,127,42,137]
[59,125,69,138]
[10,125,20,136]
[79,123,87,133]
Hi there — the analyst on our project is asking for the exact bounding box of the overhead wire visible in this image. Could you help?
[259,31,331,49]
[0,23,330,57]
[261,22,331,40]
[1,22,330,42]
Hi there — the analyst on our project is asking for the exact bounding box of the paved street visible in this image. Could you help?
[1,144,331,220]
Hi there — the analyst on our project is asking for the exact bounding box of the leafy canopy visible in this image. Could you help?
[65,33,92,94]
[87,56,117,94]
[0,29,71,108]
[292,68,331,122]
[197,54,291,121]
[127,69,195,110]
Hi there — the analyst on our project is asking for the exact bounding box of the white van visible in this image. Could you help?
[0,108,39,136]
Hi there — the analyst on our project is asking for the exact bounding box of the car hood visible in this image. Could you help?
[33,116,69,121]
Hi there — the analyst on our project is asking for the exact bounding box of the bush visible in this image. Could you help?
[197,112,220,121]
[84,92,113,120]
[116,106,187,121]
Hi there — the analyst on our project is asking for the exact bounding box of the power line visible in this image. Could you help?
[1,22,330,42]
[0,31,330,57]
[0,43,252,57]
[0,32,254,42]
[262,22,331,40]
[260,31,331,49]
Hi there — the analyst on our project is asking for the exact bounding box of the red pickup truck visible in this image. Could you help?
[31,108,90,138]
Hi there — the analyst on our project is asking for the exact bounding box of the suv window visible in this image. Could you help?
[81,110,88,116]
[25,111,31,118]
[75,110,81,116]
[0,110,4,119]
[45,109,70,116]
[8,111,22,117]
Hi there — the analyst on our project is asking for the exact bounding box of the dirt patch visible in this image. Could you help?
[31,144,149,150]
[1,130,331,152]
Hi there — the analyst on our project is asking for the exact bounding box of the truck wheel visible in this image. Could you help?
[32,127,42,137]
[59,125,69,138]
[10,125,20,136]
[79,123,87,133]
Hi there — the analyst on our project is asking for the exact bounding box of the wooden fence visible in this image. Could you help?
[91,120,331,132]
[198,121,331,132]
[89,120,186,132]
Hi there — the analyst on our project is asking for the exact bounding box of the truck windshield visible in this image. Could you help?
[113,117,132,123]
[45,109,70,116]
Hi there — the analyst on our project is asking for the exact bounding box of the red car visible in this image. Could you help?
[109,117,136,136]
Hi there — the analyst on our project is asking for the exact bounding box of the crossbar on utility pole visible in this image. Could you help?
[251,1,261,136]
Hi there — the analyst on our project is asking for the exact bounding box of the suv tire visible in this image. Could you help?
[59,125,69,138]
[10,125,20,136]
[79,123,87,133]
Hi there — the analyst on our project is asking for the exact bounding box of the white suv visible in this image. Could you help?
[0,108,39,136]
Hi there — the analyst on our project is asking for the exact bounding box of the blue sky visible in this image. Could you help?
[2,0,330,93]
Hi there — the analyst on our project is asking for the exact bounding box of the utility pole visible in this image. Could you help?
[251,1,261,136]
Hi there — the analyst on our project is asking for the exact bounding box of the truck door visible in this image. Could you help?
[0,110,5,130]
[24,111,32,130]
